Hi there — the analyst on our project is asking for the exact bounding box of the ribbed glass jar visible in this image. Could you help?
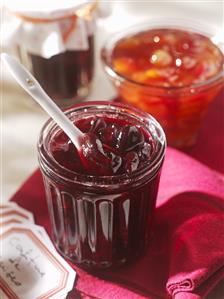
[38,101,166,269]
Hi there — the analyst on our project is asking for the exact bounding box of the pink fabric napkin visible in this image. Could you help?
[11,147,224,299]
[166,207,224,299]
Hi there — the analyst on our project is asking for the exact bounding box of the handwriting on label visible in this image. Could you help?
[0,236,46,288]
[9,237,46,278]
[0,261,21,286]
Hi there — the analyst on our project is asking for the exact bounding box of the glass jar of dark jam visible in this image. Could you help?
[38,102,166,269]
[11,3,97,108]
[25,35,94,107]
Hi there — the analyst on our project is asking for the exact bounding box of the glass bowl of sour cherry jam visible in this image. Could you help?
[38,101,166,269]
[101,23,224,148]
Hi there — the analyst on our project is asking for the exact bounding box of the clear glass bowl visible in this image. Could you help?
[101,20,224,148]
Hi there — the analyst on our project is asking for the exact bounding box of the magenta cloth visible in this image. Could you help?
[10,92,224,299]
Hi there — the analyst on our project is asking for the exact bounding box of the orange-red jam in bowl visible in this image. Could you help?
[101,24,224,147]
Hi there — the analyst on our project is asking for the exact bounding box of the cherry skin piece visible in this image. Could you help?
[80,132,124,176]
[90,118,107,134]
[138,142,153,162]
[124,151,140,173]
[99,123,119,148]
[79,132,114,176]
[118,125,145,152]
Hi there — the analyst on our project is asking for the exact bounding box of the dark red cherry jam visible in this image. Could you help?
[38,102,166,269]
[50,116,155,176]
[29,36,94,107]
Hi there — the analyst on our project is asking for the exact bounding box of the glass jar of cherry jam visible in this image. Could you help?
[38,101,166,269]
[25,35,94,107]
[8,2,97,108]
[101,22,224,148]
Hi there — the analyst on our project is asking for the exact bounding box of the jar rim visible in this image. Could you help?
[101,20,224,92]
[38,101,166,191]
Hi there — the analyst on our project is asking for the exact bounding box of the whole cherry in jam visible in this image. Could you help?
[50,116,154,176]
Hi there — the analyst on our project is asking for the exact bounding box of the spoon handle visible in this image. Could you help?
[1,53,83,147]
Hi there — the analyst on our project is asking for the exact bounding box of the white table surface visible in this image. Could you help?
[1,1,223,202]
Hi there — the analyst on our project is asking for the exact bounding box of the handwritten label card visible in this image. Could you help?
[0,203,76,299]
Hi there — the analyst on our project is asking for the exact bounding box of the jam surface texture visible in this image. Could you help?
[111,28,223,87]
[50,116,155,176]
